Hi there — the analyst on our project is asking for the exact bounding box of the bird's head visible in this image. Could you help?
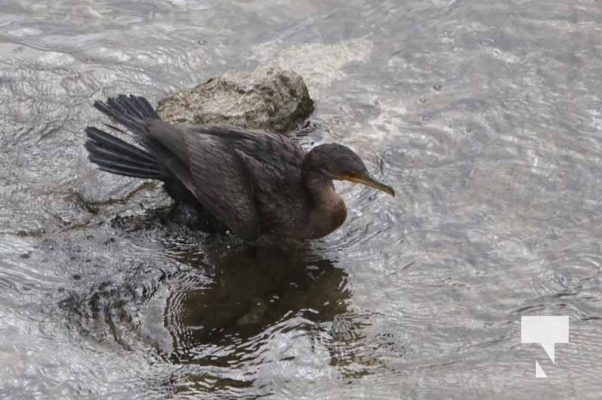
[304,143,395,196]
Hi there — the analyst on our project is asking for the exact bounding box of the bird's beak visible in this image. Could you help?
[342,173,395,197]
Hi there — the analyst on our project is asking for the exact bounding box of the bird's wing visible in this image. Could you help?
[185,124,308,231]
[190,124,306,180]
[145,120,260,239]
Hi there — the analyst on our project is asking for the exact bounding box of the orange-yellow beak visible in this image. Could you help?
[342,173,395,197]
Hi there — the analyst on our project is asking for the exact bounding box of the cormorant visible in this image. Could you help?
[85,95,394,240]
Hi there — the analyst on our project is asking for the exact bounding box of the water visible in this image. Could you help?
[1,0,601,398]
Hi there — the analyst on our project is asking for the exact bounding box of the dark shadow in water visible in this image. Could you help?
[55,206,351,375]
[52,208,351,396]
[166,243,350,363]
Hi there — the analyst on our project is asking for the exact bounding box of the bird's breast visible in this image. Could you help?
[332,198,347,231]
[304,196,347,239]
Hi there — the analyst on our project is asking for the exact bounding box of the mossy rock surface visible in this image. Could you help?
[157,66,314,133]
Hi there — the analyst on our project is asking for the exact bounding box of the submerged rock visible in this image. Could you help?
[157,66,314,133]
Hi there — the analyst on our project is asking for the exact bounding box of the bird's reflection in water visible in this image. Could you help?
[164,242,350,363]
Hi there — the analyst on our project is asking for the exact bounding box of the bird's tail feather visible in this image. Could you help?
[93,94,159,138]
[85,126,164,179]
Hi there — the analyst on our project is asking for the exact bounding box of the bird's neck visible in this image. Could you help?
[302,169,333,203]
[301,169,347,238]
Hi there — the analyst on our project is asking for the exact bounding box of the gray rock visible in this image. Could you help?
[157,66,314,133]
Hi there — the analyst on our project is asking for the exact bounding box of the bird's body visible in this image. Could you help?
[153,122,347,239]
[85,95,393,240]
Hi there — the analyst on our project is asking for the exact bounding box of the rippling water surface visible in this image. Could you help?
[1,0,601,398]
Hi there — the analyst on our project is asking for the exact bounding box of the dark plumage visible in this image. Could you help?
[85,95,394,240]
